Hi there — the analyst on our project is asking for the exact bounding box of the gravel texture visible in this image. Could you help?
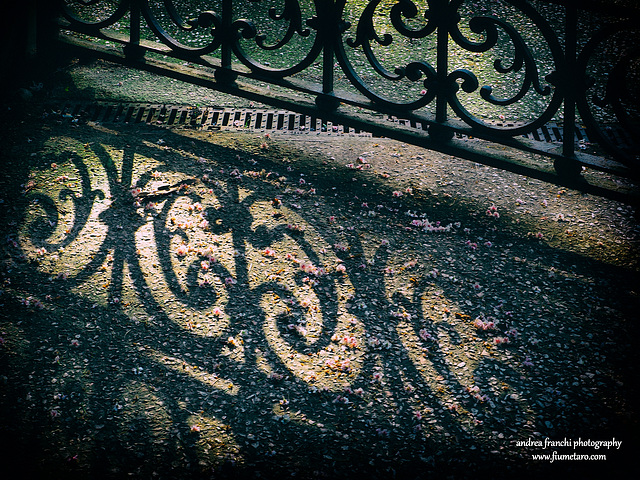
[0,59,639,480]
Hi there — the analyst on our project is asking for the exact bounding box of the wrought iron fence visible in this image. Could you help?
[48,1,639,185]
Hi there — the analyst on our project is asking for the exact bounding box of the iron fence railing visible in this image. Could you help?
[45,1,640,185]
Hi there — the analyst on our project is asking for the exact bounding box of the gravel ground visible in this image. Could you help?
[0,61,639,480]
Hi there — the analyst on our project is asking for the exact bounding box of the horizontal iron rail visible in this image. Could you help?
[42,1,640,189]
[48,38,638,204]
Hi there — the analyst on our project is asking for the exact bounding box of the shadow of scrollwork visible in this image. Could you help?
[2,119,636,479]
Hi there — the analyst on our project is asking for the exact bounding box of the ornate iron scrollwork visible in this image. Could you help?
[141,1,224,56]
[338,0,438,109]
[230,0,322,77]
[61,0,130,31]
[56,0,640,175]
[576,18,640,166]
[446,0,563,136]
[337,0,563,135]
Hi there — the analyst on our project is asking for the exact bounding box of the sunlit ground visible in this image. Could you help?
[0,111,638,479]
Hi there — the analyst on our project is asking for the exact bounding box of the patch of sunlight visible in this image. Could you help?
[384,249,486,424]
[87,124,123,137]
[164,194,236,276]
[144,349,240,395]
[237,186,254,202]
[186,413,242,465]
[221,335,245,364]
[0,320,29,358]
[271,403,325,431]
[389,268,537,433]
[117,382,173,455]
[261,290,365,392]
[396,317,476,419]
[136,220,230,338]
[254,347,275,377]
[18,152,109,279]
[245,201,365,390]
[70,266,111,307]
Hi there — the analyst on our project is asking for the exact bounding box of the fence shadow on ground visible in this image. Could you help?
[0,118,638,479]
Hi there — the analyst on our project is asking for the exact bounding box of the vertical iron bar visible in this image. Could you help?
[429,0,453,141]
[221,0,232,70]
[318,0,338,94]
[130,0,140,48]
[554,3,582,177]
[322,18,334,97]
[435,0,448,125]
[124,0,144,61]
[215,0,237,84]
[315,0,339,110]
[562,4,577,159]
